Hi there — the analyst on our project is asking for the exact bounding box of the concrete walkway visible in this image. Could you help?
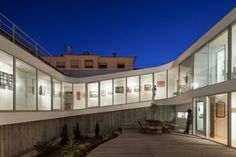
[87,129,236,157]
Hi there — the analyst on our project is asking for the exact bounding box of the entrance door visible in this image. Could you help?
[195,101,206,136]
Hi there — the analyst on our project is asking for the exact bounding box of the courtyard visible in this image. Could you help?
[88,129,236,157]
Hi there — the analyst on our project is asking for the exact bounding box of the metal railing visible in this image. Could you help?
[0,12,52,57]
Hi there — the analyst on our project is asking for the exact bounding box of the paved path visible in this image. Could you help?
[87,129,236,157]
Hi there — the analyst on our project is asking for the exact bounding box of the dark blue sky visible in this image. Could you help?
[0,0,235,68]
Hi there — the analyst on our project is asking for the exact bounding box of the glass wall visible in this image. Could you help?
[16,59,36,110]
[127,76,139,103]
[38,70,51,110]
[53,79,61,110]
[73,84,86,109]
[100,80,113,106]
[179,56,193,93]
[154,71,167,100]
[114,78,126,105]
[231,92,236,147]
[140,74,153,101]
[209,31,228,85]
[194,46,209,89]
[87,82,99,107]
[208,93,228,145]
[168,67,178,97]
[63,83,73,110]
[0,50,13,110]
[232,23,236,79]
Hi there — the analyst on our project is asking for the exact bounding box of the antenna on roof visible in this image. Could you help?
[67,45,72,55]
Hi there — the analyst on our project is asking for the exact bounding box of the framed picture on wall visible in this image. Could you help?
[127,86,132,93]
[216,100,225,118]
[101,90,106,96]
[90,91,98,98]
[157,81,165,87]
[144,84,152,91]
[115,86,124,93]
[77,91,81,100]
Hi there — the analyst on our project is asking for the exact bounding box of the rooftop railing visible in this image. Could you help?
[0,12,52,57]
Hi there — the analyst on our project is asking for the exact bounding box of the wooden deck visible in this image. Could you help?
[87,129,236,157]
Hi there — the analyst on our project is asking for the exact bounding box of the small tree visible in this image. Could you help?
[60,124,69,145]
[149,103,159,120]
[95,122,100,138]
[73,122,81,141]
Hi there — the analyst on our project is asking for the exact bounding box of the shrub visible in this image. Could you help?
[63,140,79,157]
[73,122,81,141]
[95,122,100,138]
[60,124,69,145]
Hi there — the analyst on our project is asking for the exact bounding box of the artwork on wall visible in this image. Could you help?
[144,84,152,91]
[157,81,165,87]
[116,86,124,93]
[127,86,132,93]
[216,100,225,118]
[76,91,81,100]
[0,71,13,90]
[39,85,46,95]
[100,90,106,96]
[90,91,98,98]
[134,85,140,92]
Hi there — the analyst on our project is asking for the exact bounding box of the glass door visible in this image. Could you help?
[195,97,206,136]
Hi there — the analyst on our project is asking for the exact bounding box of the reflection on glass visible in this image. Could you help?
[73,84,86,109]
[0,50,13,110]
[87,82,99,107]
[63,83,73,110]
[231,92,236,147]
[100,80,113,106]
[140,74,153,101]
[209,31,228,85]
[16,59,36,110]
[127,76,139,103]
[168,67,178,98]
[114,78,126,105]
[53,79,61,110]
[38,70,51,110]
[154,71,167,100]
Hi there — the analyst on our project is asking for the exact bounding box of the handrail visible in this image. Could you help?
[0,12,52,57]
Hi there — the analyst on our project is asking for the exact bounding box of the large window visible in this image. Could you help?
[179,56,193,93]
[194,46,209,89]
[154,71,167,100]
[100,80,113,106]
[87,82,99,107]
[114,78,126,105]
[208,93,228,145]
[73,84,86,109]
[63,83,73,110]
[231,24,236,79]
[16,59,36,110]
[53,79,61,110]
[127,76,139,103]
[209,31,228,84]
[38,70,51,110]
[140,74,153,101]
[231,92,236,147]
[0,50,13,110]
[168,67,178,97]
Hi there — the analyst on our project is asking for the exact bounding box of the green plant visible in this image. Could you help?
[95,122,100,138]
[63,140,79,157]
[60,124,69,145]
[73,122,81,141]
[149,102,159,120]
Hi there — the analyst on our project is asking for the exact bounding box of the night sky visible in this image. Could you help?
[0,0,235,68]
